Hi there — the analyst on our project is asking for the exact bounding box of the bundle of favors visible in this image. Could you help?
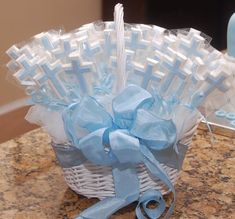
[7,23,234,141]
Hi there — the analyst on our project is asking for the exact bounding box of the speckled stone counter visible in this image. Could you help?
[0,128,234,219]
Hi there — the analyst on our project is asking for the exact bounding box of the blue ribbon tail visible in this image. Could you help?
[75,166,140,219]
[141,145,176,219]
[136,189,166,219]
[75,197,127,219]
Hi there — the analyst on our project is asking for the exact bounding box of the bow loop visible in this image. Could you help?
[73,96,113,132]
[131,109,177,150]
[112,85,154,129]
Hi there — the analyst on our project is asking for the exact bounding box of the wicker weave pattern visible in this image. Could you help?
[63,163,178,200]
[60,121,200,200]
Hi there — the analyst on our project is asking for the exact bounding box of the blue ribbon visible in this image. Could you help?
[136,190,166,219]
[61,85,179,219]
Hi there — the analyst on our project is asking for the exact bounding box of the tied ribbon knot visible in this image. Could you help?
[62,85,178,219]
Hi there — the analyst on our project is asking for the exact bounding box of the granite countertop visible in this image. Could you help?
[0,128,234,219]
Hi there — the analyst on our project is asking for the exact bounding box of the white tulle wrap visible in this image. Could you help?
[25,105,68,144]
[25,102,201,146]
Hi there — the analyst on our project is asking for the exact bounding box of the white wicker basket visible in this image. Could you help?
[57,120,200,200]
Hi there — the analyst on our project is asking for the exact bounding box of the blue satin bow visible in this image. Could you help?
[62,85,178,219]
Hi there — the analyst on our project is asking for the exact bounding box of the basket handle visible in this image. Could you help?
[114,3,126,91]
